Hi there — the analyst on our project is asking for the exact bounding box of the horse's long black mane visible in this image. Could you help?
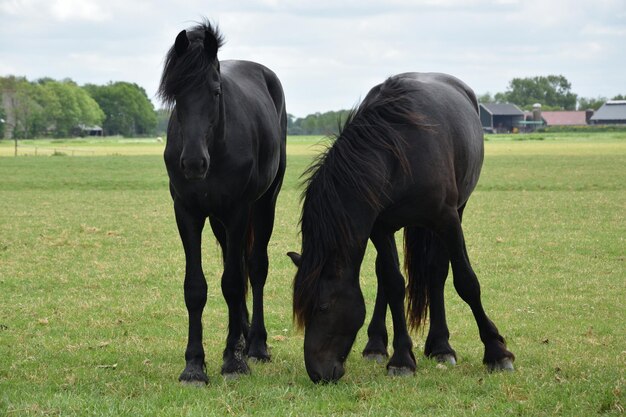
[158,20,225,107]
[293,76,429,327]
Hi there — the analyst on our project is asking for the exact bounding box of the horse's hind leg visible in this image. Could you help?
[422,230,457,365]
[437,208,515,371]
[210,218,251,344]
[175,201,209,385]
[220,207,253,377]
[246,173,284,361]
[362,284,389,362]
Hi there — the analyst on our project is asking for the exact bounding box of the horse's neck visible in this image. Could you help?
[309,182,378,266]
[339,183,379,242]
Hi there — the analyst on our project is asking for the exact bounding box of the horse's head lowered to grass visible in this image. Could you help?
[288,250,366,383]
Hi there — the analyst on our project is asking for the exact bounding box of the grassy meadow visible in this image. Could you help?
[0,132,624,416]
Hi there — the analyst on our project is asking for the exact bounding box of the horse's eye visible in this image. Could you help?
[319,302,329,311]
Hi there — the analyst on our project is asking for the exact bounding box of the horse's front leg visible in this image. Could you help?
[362,281,389,362]
[246,183,283,362]
[174,200,209,385]
[370,227,416,376]
[220,207,252,377]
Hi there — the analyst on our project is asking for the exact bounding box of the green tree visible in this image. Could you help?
[288,110,351,135]
[578,96,607,111]
[32,79,104,137]
[612,94,625,100]
[3,77,43,139]
[477,92,494,103]
[287,113,302,135]
[300,112,321,135]
[156,108,171,136]
[73,84,106,133]
[1,76,105,138]
[498,75,578,110]
[85,82,157,136]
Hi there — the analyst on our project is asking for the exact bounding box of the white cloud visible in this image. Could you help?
[50,0,110,22]
[1,0,624,115]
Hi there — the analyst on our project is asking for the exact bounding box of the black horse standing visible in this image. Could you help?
[288,73,514,383]
[158,22,286,384]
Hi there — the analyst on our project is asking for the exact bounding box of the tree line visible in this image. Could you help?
[287,110,351,136]
[287,75,625,136]
[1,73,623,139]
[0,75,351,138]
[0,76,156,139]
[478,74,624,111]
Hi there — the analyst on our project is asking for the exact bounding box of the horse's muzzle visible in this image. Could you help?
[181,156,209,180]
[307,360,345,384]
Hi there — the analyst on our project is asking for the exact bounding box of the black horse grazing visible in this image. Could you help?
[288,72,514,383]
[158,22,286,384]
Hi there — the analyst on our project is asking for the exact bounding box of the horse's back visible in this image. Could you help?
[374,73,484,227]
[398,72,483,193]
[392,72,481,132]
[221,60,286,132]
[397,72,479,110]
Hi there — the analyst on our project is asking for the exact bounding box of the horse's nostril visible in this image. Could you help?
[310,371,322,384]
[181,157,208,172]
[332,364,344,381]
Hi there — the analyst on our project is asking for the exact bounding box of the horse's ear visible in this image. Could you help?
[174,30,189,56]
[204,30,219,59]
[287,252,302,267]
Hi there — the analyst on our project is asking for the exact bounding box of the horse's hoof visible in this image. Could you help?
[246,341,271,362]
[387,366,415,377]
[247,347,271,363]
[362,338,388,362]
[221,358,250,377]
[363,353,388,364]
[222,371,245,381]
[386,349,417,375]
[487,357,515,372]
[434,353,457,366]
[180,379,208,387]
[179,367,209,386]
[248,354,271,363]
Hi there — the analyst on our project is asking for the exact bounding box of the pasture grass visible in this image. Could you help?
[0,132,625,416]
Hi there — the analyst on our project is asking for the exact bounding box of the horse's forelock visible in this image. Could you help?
[158,20,224,107]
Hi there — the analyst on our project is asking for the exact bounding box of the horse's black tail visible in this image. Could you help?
[404,226,436,332]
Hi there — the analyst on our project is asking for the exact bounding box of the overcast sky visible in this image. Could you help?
[1,0,624,117]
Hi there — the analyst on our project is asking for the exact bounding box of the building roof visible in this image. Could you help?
[541,111,587,126]
[480,103,524,116]
[590,100,626,121]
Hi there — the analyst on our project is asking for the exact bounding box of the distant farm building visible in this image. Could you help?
[75,124,103,137]
[479,103,525,133]
[541,111,590,126]
[525,104,594,129]
[589,100,626,125]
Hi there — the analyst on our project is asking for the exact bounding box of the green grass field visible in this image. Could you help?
[0,132,625,416]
